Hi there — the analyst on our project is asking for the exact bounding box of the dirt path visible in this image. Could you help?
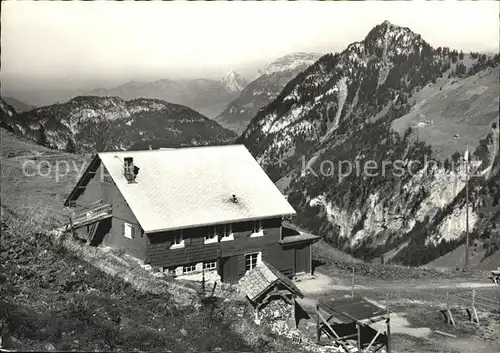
[295,271,498,297]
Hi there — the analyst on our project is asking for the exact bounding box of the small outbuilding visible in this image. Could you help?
[239,261,305,328]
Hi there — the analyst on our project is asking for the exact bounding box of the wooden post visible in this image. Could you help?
[464,144,470,271]
[446,292,450,324]
[317,310,352,353]
[366,329,381,352]
[386,293,391,353]
[292,295,297,329]
[493,288,500,313]
[356,322,362,353]
[316,301,321,344]
[472,289,480,325]
[309,244,313,275]
[386,318,391,353]
[471,289,475,323]
[200,265,205,297]
[446,292,455,326]
[351,267,355,297]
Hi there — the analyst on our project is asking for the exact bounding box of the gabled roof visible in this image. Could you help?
[92,145,295,233]
[239,261,303,302]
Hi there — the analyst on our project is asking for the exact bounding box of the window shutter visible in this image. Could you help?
[131,225,136,239]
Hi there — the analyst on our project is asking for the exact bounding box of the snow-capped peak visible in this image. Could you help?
[221,70,247,92]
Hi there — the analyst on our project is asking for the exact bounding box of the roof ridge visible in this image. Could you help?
[98,144,247,156]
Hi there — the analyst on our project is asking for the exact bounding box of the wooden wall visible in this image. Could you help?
[70,158,148,260]
[147,217,283,268]
[101,182,147,260]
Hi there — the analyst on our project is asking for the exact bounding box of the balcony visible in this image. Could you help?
[69,202,112,230]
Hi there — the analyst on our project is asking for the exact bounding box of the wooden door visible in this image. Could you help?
[220,256,239,284]
[295,246,309,274]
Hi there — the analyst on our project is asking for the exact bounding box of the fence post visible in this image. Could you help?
[471,289,480,324]
[356,322,362,353]
[498,291,500,314]
[446,292,455,327]
[351,266,355,297]
[316,299,320,344]
[386,293,391,353]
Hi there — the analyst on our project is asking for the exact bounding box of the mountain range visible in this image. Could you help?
[86,71,248,119]
[237,20,500,266]
[0,96,236,152]
[1,96,34,113]
[2,20,499,268]
[215,53,323,134]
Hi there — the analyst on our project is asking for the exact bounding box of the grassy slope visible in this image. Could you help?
[0,129,311,352]
[0,225,251,352]
[0,128,89,226]
[392,62,499,160]
[427,243,487,270]
[475,249,500,271]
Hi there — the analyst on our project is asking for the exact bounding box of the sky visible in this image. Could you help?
[1,0,499,94]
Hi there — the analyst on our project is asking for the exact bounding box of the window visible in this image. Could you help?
[204,261,217,271]
[170,230,184,249]
[253,220,262,233]
[245,252,261,271]
[164,268,175,275]
[102,167,113,183]
[220,223,234,242]
[124,222,133,239]
[250,220,263,237]
[183,263,197,275]
[205,227,217,244]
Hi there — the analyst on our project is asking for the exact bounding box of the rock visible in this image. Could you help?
[3,336,24,349]
[44,343,56,351]
[179,328,188,337]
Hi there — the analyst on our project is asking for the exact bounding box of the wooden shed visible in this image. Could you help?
[239,261,305,327]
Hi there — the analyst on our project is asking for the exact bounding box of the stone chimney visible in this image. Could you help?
[124,157,135,182]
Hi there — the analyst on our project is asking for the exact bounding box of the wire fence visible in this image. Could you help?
[355,287,499,310]
[346,285,500,332]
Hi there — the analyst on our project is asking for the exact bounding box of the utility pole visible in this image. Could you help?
[464,143,470,271]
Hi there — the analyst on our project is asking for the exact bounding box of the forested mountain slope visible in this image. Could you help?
[1,96,236,152]
[238,20,500,266]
